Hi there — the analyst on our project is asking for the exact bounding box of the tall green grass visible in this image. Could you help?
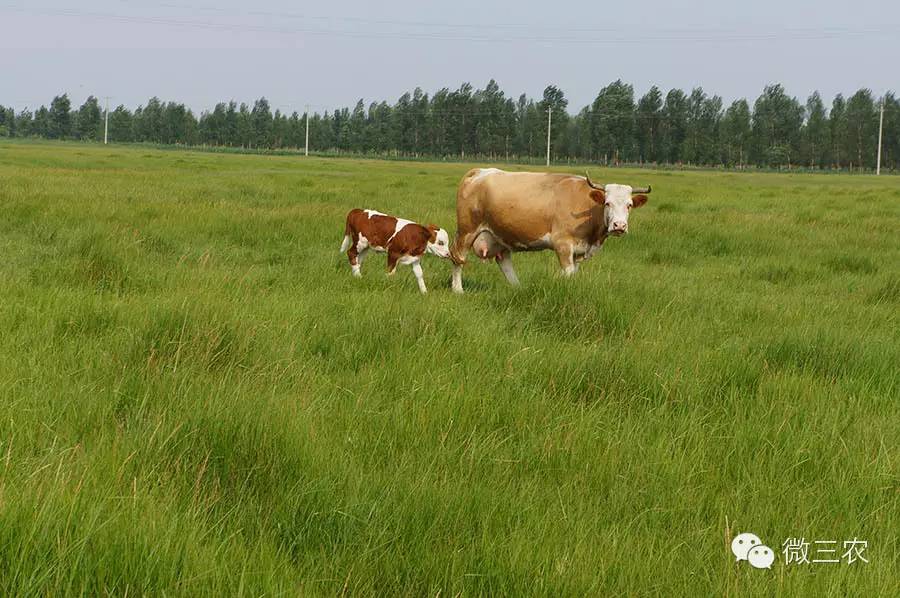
[0,140,897,595]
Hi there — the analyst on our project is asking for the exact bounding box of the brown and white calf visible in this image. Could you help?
[340,209,451,293]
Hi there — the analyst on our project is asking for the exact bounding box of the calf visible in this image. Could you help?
[340,209,451,293]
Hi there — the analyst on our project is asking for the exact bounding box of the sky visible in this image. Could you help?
[2,0,898,115]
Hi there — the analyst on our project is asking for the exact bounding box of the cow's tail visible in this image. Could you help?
[449,170,484,266]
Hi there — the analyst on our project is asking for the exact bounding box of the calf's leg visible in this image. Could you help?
[347,244,362,278]
[386,251,400,276]
[351,248,369,277]
[411,261,427,294]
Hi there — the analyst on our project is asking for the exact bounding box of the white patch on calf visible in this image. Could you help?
[426,228,452,258]
[358,233,385,253]
[387,218,414,244]
[364,209,385,218]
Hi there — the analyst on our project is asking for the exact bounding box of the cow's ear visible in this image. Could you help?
[632,194,648,208]
[589,189,606,204]
[426,224,438,242]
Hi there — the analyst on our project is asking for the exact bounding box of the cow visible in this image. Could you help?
[340,209,451,294]
[449,168,650,293]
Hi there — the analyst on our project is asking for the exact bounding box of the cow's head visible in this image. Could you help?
[425,225,452,258]
[585,174,650,236]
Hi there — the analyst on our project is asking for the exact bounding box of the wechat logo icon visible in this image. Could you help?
[732,532,775,569]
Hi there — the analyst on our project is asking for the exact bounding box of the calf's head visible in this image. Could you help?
[425,225,452,258]
[585,175,650,236]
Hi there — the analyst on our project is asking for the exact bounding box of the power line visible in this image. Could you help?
[108,0,900,37]
[6,4,900,44]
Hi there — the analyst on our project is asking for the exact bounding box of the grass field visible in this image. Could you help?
[0,140,898,596]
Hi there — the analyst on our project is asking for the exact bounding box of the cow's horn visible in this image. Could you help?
[632,185,652,194]
[584,172,605,190]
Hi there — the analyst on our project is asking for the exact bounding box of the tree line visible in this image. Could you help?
[1,80,897,170]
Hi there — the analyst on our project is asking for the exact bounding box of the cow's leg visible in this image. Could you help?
[451,265,464,294]
[411,260,427,294]
[496,252,520,286]
[555,243,577,277]
[450,230,479,294]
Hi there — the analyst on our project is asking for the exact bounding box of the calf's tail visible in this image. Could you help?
[339,215,353,253]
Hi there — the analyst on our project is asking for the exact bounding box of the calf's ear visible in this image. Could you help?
[589,189,606,204]
[632,194,648,208]
[426,224,438,242]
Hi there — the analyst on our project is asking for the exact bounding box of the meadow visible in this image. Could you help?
[0,140,897,596]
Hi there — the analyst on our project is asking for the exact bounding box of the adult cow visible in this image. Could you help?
[449,168,650,293]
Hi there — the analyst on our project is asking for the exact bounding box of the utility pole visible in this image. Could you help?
[545,105,552,167]
[876,96,884,176]
[304,104,310,157]
[103,96,111,144]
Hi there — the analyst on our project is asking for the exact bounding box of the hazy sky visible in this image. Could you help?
[2,0,898,115]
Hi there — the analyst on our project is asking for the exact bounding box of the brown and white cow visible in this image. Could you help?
[340,209,451,293]
[449,168,650,293]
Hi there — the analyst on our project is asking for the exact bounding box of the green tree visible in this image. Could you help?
[474,80,507,159]
[751,84,804,167]
[48,94,72,139]
[251,98,273,147]
[843,89,877,170]
[635,86,663,163]
[134,97,165,142]
[224,101,239,146]
[514,93,541,158]
[236,103,253,147]
[346,100,367,152]
[33,106,51,137]
[447,83,475,158]
[75,96,102,140]
[15,108,34,137]
[880,92,899,170]
[108,105,133,142]
[660,89,688,163]
[537,85,569,163]
[829,94,847,168]
[0,105,13,137]
[683,87,722,165]
[801,92,829,168]
[589,80,635,164]
[720,99,751,168]
[271,109,287,148]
